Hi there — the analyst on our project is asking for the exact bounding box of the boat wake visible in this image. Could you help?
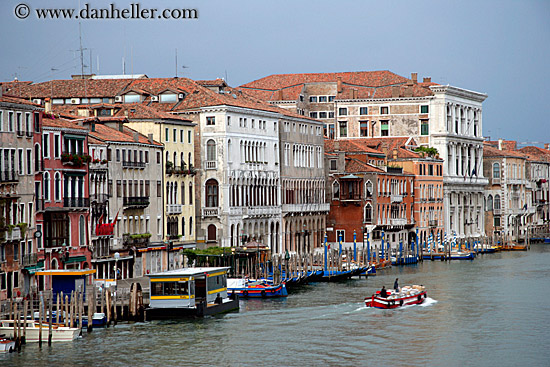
[418,297,437,307]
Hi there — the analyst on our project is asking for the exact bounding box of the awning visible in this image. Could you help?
[64,255,87,264]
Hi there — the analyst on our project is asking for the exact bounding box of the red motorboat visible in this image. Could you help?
[365,285,427,309]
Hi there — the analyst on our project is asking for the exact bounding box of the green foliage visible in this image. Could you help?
[414,146,439,157]
[181,247,228,267]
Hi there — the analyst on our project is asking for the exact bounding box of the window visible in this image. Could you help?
[339,121,347,137]
[328,111,335,119]
[338,107,347,116]
[8,112,14,131]
[26,149,32,175]
[380,121,389,136]
[318,96,327,103]
[124,94,141,103]
[332,181,340,199]
[227,116,231,126]
[364,204,373,224]
[319,112,327,119]
[328,96,335,102]
[309,96,317,103]
[365,181,373,197]
[380,106,389,114]
[206,116,215,126]
[165,128,169,142]
[421,105,429,114]
[207,140,216,161]
[157,181,162,197]
[487,195,493,211]
[206,179,218,207]
[359,107,368,115]
[34,112,40,132]
[43,172,50,200]
[43,133,49,158]
[494,216,501,227]
[189,183,193,205]
[330,159,337,171]
[188,130,192,143]
[493,163,500,179]
[494,195,501,210]
[309,112,318,118]
[360,121,369,137]
[173,129,177,142]
[160,93,177,103]
[79,215,85,246]
[421,120,429,135]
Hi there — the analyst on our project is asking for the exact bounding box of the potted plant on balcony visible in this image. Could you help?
[16,222,28,237]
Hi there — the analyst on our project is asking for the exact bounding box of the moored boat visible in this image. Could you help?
[365,285,427,309]
[227,279,287,298]
[0,320,80,342]
[0,338,15,353]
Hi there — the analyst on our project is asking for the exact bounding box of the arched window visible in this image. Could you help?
[365,180,373,197]
[181,182,185,205]
[79,215,85,246]
[364,203,373,224]
[189,217,193,236]
[43,172,50,200]
[206,179,219,207]
[207,224,216,241]
[181,152,185,168]
[54,172,61,201]
[494,195,501,210]
[487,195,493,211]
[228,139,232,158]
[493,163,500,179]
[188,152,192,169]
[51,258,59,270]
[182,217,185,237]
[332,181,340,199]
[189,182,193,205]
[207,139,216,161]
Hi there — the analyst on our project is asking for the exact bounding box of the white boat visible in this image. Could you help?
[0,338,15,353]
[0,320,79,342]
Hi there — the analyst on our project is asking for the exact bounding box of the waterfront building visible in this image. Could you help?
[324,139,415,253]
[482,141,529,241]
[239,70,487,239]
[84,117,166,277]
[518,145,550,235]
[36,116,92,290]
[0,94,42,300]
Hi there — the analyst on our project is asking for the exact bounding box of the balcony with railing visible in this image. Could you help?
[16,129,24,137]
[247,206,281,217]
[166,165,196,176]
[391,194,403,203]
[282,203,331,214]
[2,227,21,241]
[491,177,501,185]
[123,196,150,208]
[25,130,33,138]
[21,253,38,267]
[63,197,90,208]
[122,160,146,169]
[390,218,407,226]
[493,208,501,215]
[167,204,183,215]
[0,170,18,183]
[205,161,217,170]
[202,207,220,218]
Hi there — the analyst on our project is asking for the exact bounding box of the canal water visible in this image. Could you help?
[4,245,550,367]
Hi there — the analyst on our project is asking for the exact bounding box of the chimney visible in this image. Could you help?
[498,139,503,150]
[337,76,343,93]
[45,98,52,113]
[423,77,432,83]
[276,89,283,101]
[148,133,154,144]
[133,132,139,142]
[391,86,400,98]
[411,73,418,84]
[545,143,549,150]
[352,88,357,99]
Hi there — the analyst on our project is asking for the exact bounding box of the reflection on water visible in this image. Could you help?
[4,245,550,367]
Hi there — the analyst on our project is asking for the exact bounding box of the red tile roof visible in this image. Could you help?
[42,116,88,131]
[518,146,550,162]
[483,143,527,159]
[0,94,41,107]
[486,140,517,151]
[345,157,385,174]
[238,70,437,101]
[3,78,133,99]
[87,122,162,146]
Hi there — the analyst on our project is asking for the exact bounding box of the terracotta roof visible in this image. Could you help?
[518,146,550,162]
[3,78,133,99]
[0,94,41,107]
[337,137,417,155]
[42,116,88,131]
[344,157,385,174]
[486,140,517,151]
[195,79,228,87]
[324,139,385,155]
[239,70,437,101]
[111,103,193,122]
[483,143,527,159]
[88,122,162,146]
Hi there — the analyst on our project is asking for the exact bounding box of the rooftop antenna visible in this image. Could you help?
[50,67,58,99]
[79,22,85,78]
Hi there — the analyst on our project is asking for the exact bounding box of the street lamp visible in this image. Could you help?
[114,251,120,289]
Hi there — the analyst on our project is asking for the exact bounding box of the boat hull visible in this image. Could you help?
[228,283,288,298]
[0,321,79,342]
[365,290,427,309]
[0,339,15,353]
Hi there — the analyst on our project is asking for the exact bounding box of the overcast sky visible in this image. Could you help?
[1,0,549,144]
